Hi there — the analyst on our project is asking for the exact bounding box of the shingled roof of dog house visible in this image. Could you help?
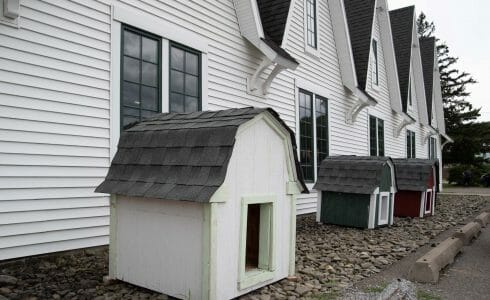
[313,156,397,229]
[392,159,438,218]
[96,107,307,299]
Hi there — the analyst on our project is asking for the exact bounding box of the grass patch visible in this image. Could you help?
[417,290,442,300]
[363,282,387,293]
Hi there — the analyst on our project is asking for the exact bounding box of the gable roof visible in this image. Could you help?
[343,0,376,90]
[256,0,292,46]
[392,158,437,191]
[420,37,436,123]
[313,156,395,194]
[96,107,307,202]
[390,6,415,112]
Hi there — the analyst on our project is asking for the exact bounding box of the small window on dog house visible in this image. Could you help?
[96,107,307,299]
[425,190,433,214]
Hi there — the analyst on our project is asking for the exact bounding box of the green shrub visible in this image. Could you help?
[448,164,484,186]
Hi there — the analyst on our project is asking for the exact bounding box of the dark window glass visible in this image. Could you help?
[369,116,377,156]
[378,119,384,156]
[407,130,416,158]
[299,89,314,182]
[121,26,161,130]
[408,80,412,106]
[316,95,328,174]
[370,116,384,156]
[429,137,437,159]
[306,0,317,48]
[372,39,379,85]
[169,43,201,113]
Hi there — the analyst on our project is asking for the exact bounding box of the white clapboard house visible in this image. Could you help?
[0,0,448,260]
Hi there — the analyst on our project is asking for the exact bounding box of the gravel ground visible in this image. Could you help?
[0,194,488,300]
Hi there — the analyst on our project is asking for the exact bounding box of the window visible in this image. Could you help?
[406,130,416,158]
[169,43,201,113]
[408,80,412,106]
[299,89,329,182]
[121,26,161,129]
[378,192,390,225]
[428,137,437,159]
[369,116,384,156]
[305,0,317,49]
[372,39,379,86]
[239,196,275,290]
[425,190,433,214]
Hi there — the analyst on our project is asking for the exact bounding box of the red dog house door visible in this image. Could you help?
[424,190,433,215]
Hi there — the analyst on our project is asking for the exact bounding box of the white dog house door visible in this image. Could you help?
[378,192,390,225]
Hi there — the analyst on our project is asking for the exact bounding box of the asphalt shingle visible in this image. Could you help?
[96,107,307,202]
[420,37,436,123]
[392,158,438,191]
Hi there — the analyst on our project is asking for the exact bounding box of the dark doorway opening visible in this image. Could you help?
[245,204,260,270]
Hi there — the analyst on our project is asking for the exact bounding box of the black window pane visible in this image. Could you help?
[123,56,140,83]
[185,74,198,97]
[170,70,184,93]
[122,81,140,107]
[185,52,199,75]
[412,133,416,158]
[407,131,411,158]
[378,119,384,156]
[123,106,140,117]
[123,30,141,58]
[299,90,314,182]
[141,110,158,119]
[122,115,139,129]
[170,92,184,113]
[142,37,158,63]
[185,96,199,112]
[142,62,158,86]
[141,86,158,111]
[369,116,377,156]
[171,47,184,71]
[316,96,328,173]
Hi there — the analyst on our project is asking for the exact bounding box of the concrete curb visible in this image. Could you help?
[452,221,482,245]
[475,212,490,227]
[408,237,463,283]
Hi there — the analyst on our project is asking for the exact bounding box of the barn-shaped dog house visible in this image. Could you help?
[313,156,397,229]
[393,159,438,218]
[96,107,307,300]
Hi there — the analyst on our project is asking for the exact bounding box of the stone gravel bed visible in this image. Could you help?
[0,194,488,300]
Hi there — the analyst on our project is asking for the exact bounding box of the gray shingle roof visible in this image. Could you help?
[343,0,376,90]
[390,6,415,113]
[420,37,436,124]
[96,107,307,202]
[257,0,291,46]
[392,158,437,191]
[313,156,394,194]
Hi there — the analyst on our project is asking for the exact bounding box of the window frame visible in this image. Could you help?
[305,0,317,49]
[369,115,385,156]
[424,189,433,214]
[378,192,390,225]
[298,89,329,183]
[406,130,416,158]
[169,41,202,113]
[372,38,379,87]
[120,24,162,130]
[428,136,437,159]
[303,0,320,56]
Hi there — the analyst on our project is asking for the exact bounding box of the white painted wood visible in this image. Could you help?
[115,196,204,300]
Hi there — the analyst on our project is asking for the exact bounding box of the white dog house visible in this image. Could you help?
[96,107,307,300]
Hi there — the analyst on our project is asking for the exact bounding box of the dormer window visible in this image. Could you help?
[305,0,317,49]
[372,39,379,86]
[408,80,412,106]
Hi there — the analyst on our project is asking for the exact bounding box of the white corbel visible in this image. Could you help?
[394,114,415,137]
[246,57,287,96]
[3,0,20,19]
[423,127,438,144]
[346,101,369,124]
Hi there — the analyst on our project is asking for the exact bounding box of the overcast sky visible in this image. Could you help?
[388,0,490,122]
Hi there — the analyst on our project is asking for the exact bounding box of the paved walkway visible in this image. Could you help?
[418,225,490,299]
[441,186,490,195]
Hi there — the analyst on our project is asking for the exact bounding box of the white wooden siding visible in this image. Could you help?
[0,0,111,260]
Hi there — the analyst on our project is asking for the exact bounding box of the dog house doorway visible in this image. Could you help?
[378,192,390,225]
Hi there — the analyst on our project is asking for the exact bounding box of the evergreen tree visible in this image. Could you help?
[416,13,485,164]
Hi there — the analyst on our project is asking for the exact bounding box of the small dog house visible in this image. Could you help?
[96,107,307,300]
[393,159,438,218]
[313,156,397,229]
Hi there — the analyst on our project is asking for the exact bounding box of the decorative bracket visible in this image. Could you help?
[394,116,414,137]
[423,127,438,144]
[346,100,369,124]
[3,0,20,19]
[247,58,286,96]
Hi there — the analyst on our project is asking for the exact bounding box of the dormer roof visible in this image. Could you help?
[256,0,292,46]
[390,6,415,112]
[343,0,377,90]
[420,37,436,122]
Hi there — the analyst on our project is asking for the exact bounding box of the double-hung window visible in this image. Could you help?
[299,89,329,182]
[305,0,317,49]
[120,26,202,130]
[406,130,416,158]
[372,39,379,86]
[428,137,437,159]
[121,26,161,129]
[369,115,384,156]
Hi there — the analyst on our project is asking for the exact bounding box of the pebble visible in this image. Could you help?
[0,194,487,300]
